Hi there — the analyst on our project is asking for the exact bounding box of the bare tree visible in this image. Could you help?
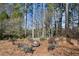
[32,3,35,39]
[65,3,69,36]
[42,4,46,38]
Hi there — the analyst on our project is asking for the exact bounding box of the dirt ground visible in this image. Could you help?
[0,37,79,56]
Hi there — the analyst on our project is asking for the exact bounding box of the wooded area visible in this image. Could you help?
[0,3,79,56]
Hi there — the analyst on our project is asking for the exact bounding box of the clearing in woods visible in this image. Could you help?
[0,37,79,56]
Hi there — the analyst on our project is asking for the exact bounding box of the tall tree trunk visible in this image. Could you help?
[32,3,35,39]
[65,3,69,36]
[24,3,27,38]
[77,4,79,32]
[55,10,58,36]
[53,9,56,36]
[58,10,62,36]
[42,4,45,38]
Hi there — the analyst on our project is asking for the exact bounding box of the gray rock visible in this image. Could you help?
[18,43,34,54]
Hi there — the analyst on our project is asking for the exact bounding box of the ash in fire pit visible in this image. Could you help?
[32,40,40,47]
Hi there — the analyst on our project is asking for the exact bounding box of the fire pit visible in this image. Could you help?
[32,40,40,47]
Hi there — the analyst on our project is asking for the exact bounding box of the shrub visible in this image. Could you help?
[48,37,55,44]
[40,37,46,41]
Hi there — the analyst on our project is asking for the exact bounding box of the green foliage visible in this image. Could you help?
[12,11,22,18]
[40,37,46,41]
[48,4,54,12]
[12,4,23,18]
[0,11,9,21]
[14,4,21,11]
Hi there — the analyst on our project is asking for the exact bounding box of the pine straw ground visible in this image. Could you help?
[0,37,79,56]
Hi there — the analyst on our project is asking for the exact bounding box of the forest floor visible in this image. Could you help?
[0,37,79,56]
